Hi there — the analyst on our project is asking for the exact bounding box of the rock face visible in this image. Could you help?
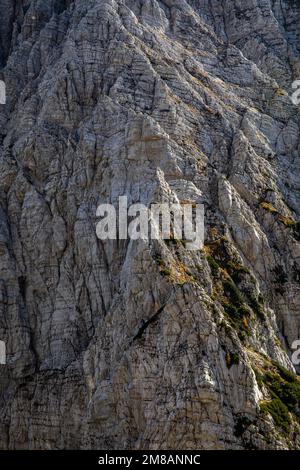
[0,0,300,450]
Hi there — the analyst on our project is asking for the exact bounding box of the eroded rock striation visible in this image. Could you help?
[0,0,300,449]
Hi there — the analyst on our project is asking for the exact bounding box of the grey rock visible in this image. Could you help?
[0,0,300,450]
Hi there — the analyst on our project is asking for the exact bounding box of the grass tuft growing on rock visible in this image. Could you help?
[260,399,291,433]
[251,352,300,435]
[260,201,278,213]
[204,235,267,338]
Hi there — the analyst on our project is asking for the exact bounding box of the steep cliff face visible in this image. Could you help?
[0,0,300,450]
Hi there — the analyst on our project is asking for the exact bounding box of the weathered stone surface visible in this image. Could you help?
[0,0,300,449]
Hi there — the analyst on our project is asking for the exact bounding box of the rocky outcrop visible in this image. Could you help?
[0,0,300,450]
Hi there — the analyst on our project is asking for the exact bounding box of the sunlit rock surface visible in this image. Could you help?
[0,0,300,449]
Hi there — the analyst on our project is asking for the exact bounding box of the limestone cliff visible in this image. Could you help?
[0,0,300,450]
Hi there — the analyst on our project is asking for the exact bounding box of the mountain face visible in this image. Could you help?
[0,0,300,450]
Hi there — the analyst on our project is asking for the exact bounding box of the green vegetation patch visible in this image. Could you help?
[207,255,220,277]
[261,399,291,434]
[264,368,300,419]
[255,357,300,435]
[234,415,254,437]
[225,350,240,369]
[204,236,267,338]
